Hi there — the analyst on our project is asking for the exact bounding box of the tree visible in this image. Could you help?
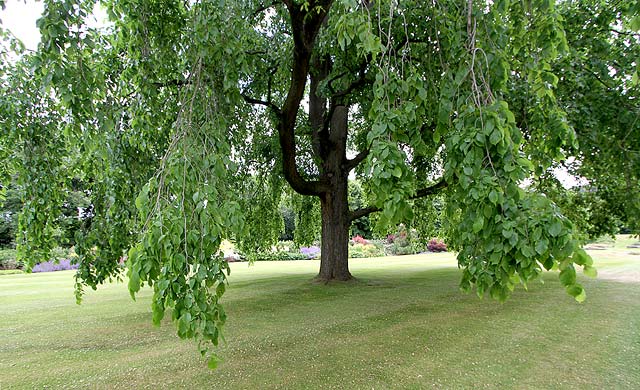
[2,0,635,364]
[549,0,640,237]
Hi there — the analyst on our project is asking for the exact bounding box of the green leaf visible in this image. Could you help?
[208,355,221,370]
[488,190,498,204]
[216,282,226,296]
[559,266,576,286]
[472,217,484,233]
[178,312,192,336]
[583,265,597,278]
[631,15,640,31]
[573,248,592,266]
[566,284,586,303]
[548,220,562,237]
[128,269,141,299]
[489,129,502,145]
[535,239,548,255]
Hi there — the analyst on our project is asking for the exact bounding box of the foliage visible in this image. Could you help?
[386,225,423,256]
[0,249,19,270]
[348,241,385,258]
[279,205,296,241]
[0,183,90,249]
[529,0,640,237]
[427,238,448,253]
[411,196,445,246]
[0,185,20,248]
[251,250,309,262]
[349,180,372,238]
[536,174,628,242]
[292,193,321,248]
[4,0,636,364]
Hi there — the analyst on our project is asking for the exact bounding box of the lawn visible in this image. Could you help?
[1,238,640,389]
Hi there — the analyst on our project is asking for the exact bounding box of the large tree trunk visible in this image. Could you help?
[317,176,352,281]
[316,105,353,282]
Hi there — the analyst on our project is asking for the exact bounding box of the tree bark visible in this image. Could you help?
[316,105,353,282]
[317,178,352,281]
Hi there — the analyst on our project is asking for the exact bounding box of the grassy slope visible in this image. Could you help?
[1,241,639,389]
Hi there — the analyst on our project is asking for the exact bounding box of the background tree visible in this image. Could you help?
[4,0,637,365]
[547,0,640,237]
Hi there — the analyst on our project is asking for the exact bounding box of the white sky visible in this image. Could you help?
[1,0,108,51]
[1,0,44,50]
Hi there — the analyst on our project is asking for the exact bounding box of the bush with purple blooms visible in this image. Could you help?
[32,259,79,273]
[300,246,321,259]
[427,238,447,252]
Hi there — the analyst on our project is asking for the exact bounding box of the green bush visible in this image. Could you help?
[349,242,385,258]
[252,250,308,261]
[50,246,76,261]
[0,249,19,270]
[385,225,424,256]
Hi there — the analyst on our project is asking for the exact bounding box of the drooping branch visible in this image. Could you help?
[348,178,447,222]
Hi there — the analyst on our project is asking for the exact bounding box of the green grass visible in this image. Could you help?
[1,246,640,389]
[0,269,23,275]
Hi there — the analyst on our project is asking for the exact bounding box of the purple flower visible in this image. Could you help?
[299,246,321,259]
[32,259,79,273]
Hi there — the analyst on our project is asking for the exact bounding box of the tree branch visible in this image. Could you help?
[345,148,370,171]
[348,178,447,222]
[332,62,369,99]
[252,1,283,18]
[414,179,447,198]
[609,28,640,38]
[241,93,282,115]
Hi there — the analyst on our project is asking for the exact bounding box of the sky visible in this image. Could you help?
[1,0,45,50]
[1,0,108,51]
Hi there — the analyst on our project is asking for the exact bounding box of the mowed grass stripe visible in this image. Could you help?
[1,252,639,389]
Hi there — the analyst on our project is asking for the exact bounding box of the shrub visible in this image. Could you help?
[349,242,385,258]
[253,251,308,261]
[225,254,243,263]
[0,249,20,270]
[352,235,369,245]
[51,246,76,262]
[427,238,447,252]
[385,225,424,255]
[300,246,321,259]
[32,259,79,273]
